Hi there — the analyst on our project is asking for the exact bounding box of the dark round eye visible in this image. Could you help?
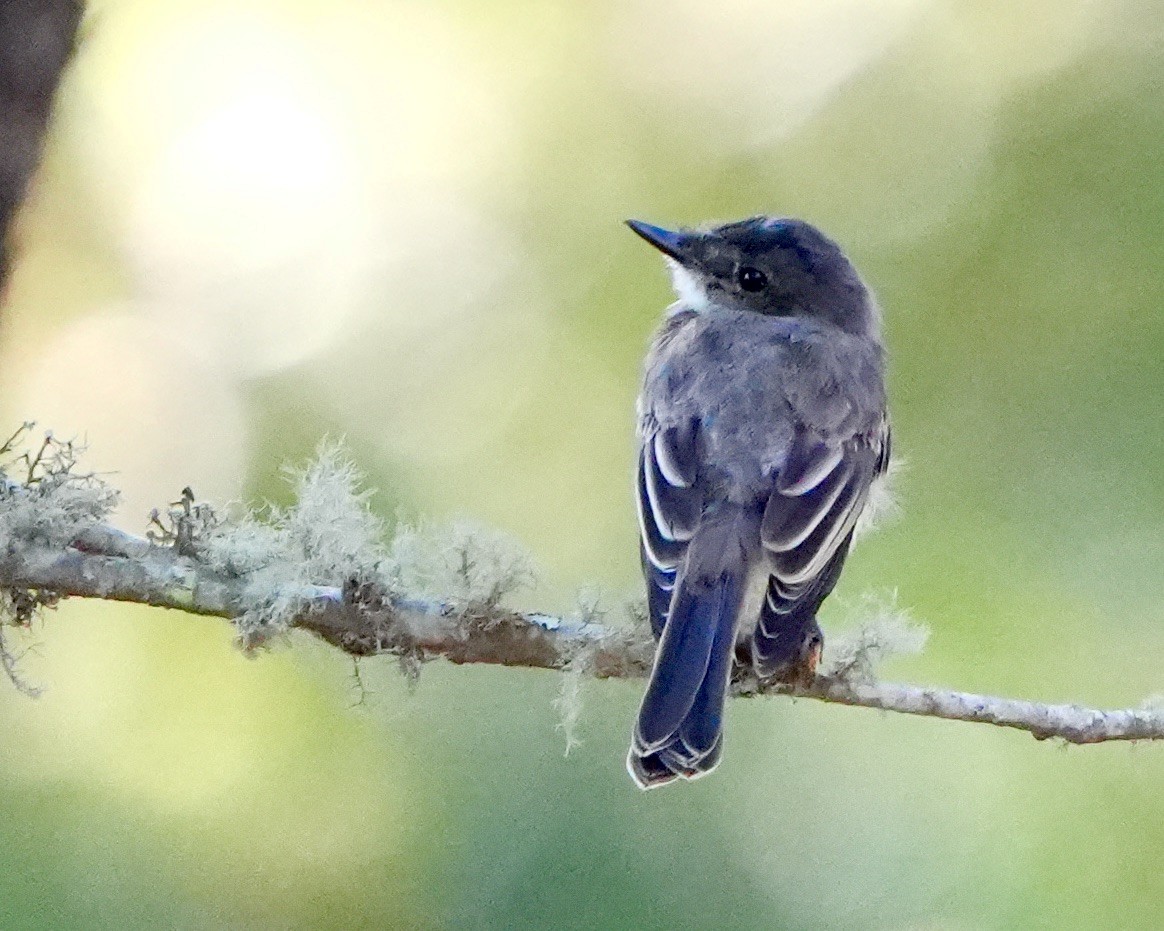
[737,266,767,292]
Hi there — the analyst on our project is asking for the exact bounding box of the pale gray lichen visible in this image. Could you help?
[0,425,119,551]
[1140,694,1164,716]
[554,655,586,755]
[0,622,43,697]
[197,440,390,642]
[384,518,535,613]
[853,455,905,543]
[623,596,652,638]
[551,589,607,754]
[140,440,538,654]
[0,425,112,694]
[147,487,221,557]
[821,591,929,684]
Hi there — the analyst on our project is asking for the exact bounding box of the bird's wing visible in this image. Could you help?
[755,419,891,647]
[635,420,702,637]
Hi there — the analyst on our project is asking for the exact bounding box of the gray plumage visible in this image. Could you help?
[627,216,890,789]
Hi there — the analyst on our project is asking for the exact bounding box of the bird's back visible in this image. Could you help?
[639,305,885,505]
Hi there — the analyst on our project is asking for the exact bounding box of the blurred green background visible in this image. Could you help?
[1,0,1163,927]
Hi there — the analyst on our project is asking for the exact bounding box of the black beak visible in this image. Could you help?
[626,220,697,266]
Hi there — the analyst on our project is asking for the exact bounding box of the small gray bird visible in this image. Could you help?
[626,216,890,789]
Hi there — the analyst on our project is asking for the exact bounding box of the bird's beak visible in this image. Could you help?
[626,220,697,266]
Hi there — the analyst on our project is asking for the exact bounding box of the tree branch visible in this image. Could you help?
[3,523,1162,746]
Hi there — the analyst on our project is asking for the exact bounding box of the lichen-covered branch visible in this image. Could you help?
[0,427,1162,746]
[2,526,656,675]
[1,528,1162,744]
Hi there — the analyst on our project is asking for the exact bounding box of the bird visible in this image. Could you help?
[625,216,891,789]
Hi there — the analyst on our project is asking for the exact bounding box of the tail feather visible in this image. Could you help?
[629,565,743,789]
[677,591,738,758]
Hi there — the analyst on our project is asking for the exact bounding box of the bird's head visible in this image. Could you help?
[627,216,877,338]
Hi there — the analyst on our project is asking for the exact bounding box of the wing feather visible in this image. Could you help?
[756,421,889,628]
[636,420,703,638]
[653,423,697,488]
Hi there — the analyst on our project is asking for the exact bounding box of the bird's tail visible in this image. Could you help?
[628,513,750,789]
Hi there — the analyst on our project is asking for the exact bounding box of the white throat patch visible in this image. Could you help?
[667,260,712,313]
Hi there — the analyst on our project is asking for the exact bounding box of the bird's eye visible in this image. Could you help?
[737,266,767,292]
